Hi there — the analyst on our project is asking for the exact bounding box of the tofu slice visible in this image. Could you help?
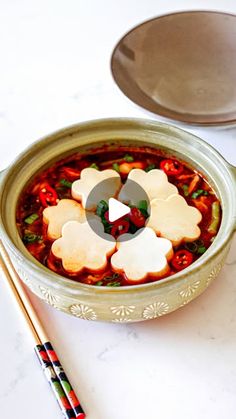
[43,199,87,240]
[146,194,202,246]
[72,168,121,211]
[51,220,116,274]
[118,168,178,205]
[111,227,173,283]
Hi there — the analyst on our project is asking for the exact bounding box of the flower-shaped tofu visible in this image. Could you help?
[118,169,178,205]
[43,199,87,240]
[146,194,202,246]
[72,168,121,211]
[51,220,116,274]
[111,227,173,283]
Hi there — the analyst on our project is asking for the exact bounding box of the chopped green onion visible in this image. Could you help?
[100,212,112,233]
[124,154,134,162]
[95,280,103,286]
[104,272,121,287]
[145,164,156,172]
[106,281,121,287]
[104,273,120,281]
[182,185,189,197]
[90,163,99,170]
[208,201,220,234]
[23,233,42,243]
[101,217,110,227]
[197,246,207,254]
[104,226,112,234]
[185,239,206,255]
[137,200,149,217]
[112,163,120,172]
[191,189,208,199]
[184,242,198,253]
[24,213,39,225]
[129,223,139,234]
[138,200,148,211]
[60,178,72,188]
[140,209,149,217]
[56,187,71,199]
[195,239,204,247]
[102,218,112,233]
[96,200,108,217]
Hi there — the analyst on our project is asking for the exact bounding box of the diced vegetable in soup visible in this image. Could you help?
[16,146,221,286]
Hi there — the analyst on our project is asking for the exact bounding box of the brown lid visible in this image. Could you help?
[111,11,236,125]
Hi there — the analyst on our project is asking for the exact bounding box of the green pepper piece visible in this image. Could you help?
[208,201,220,234]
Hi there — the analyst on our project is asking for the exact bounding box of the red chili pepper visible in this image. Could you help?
[26,243,45,260]
[111,220,130,237]
[129,207,146,227]
[63,167,81,180]
[171,249,193,271]
[104,210,110,222]
[39,184,58,207]
[160,159,184,176]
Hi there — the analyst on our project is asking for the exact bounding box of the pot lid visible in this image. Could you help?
[111,11,236,126]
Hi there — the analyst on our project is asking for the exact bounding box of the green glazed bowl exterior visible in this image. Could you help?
[0,118,236,322]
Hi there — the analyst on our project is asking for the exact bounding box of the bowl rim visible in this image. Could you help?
[111,10,236,126]
[0,117,235,294]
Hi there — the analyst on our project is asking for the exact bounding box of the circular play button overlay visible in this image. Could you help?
[86,177,150,241]
[108,198,130,222]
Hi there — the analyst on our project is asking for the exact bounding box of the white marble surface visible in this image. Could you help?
[0,1,236,418]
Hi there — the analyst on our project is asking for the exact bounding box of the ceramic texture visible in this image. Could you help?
[111,11,236,125]
[0,118,236,322]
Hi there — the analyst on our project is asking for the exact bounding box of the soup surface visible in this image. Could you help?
[16,146,221,286]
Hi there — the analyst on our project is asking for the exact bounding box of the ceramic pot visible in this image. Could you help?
[0,118,235,322]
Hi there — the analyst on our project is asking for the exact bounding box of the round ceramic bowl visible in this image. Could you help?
[0,118,235,322]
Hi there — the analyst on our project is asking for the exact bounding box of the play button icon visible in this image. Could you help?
[86,176,150,241]
[108,198,130,222]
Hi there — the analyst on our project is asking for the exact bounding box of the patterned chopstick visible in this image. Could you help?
[0,240,86,419]
[43,342,85,417]
[35,344,78,418]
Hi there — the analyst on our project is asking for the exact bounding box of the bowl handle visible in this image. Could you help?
[0,169,5,185]
[0,170,6,239]
[228,164,236,231]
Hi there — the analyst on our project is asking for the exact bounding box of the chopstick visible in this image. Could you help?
[0,240,86,419]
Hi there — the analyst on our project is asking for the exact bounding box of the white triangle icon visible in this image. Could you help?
[108,198,130,222]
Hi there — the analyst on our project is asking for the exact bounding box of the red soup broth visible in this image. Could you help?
[16,146,221,287]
